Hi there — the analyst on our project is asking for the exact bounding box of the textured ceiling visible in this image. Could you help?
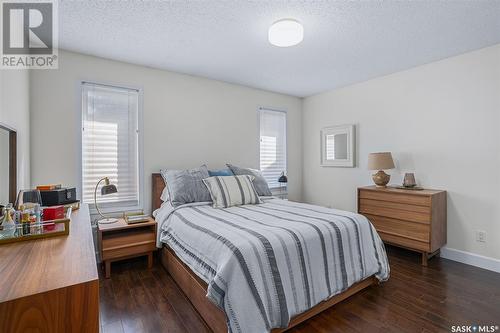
[59,0,500,97]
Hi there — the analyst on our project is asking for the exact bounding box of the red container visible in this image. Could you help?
[42,206,65,231]
[42,205,65,221]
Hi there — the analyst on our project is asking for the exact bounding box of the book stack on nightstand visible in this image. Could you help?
[98,217,157,278]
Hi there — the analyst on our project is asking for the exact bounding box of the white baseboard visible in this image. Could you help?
[440,247,500,273]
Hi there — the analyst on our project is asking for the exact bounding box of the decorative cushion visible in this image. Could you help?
[208,168,234,177]
[161,165,212,207]
[203,175,262,208]
[226,164,272,196]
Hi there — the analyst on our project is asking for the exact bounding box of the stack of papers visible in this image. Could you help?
[124,214,150,224]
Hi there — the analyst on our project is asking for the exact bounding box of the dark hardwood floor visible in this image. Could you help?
[99,246,500,333]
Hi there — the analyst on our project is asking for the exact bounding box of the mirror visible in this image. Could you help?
[321,124,355,167]
[326,133,348,160]
[0,130,9,204]
[0,124,17,206]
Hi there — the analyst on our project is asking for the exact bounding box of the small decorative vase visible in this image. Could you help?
[403,173,417,187]
[372,170,390,187]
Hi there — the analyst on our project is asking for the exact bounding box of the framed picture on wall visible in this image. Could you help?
[320,124,355,167]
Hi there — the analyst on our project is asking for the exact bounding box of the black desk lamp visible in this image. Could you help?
[94,177,118,224]
[278,172,287,198]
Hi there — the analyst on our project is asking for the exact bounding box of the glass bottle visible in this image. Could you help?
[0,205,16,239]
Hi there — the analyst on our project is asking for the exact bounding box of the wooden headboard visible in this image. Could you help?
[152,173,166,212]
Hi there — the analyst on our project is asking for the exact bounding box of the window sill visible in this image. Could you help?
[87,203,143,216]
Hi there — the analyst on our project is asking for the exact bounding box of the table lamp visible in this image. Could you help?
[94,177,118,224]
[278,171,288,198]
[367,152,395,187]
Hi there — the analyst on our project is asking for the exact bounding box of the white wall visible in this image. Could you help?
[0,130,9,204]
[302,44,500,260]
[28,45,500,262]
[30,50,302,214]
[0,69,30,201]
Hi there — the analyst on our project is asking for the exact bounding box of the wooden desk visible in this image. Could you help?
[0,205,99,333]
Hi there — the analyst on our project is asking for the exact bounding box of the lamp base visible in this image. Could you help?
[372,170,390,187]
[98,218,118,224]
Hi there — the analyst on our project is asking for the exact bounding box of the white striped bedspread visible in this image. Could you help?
[154,198,390,333]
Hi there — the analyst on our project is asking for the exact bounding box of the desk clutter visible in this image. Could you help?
[0,184,79,245]
[0,204,72,244]
[36,185,78,206]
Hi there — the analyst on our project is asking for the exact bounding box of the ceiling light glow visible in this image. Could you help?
[268,19,303,47]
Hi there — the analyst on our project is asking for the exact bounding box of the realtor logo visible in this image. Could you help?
[1,0,58,69]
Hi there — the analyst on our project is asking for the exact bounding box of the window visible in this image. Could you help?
[81,82,141,208]
[259,108,287,189]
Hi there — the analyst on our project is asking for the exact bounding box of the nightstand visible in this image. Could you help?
[98,217,157,278]
[358,186,447,266]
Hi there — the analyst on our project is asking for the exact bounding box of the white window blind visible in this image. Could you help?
[259,108,287,189]
[81,82,140,207]
[326,135,335,160]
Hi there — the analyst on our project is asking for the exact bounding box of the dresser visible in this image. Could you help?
[0,205,99,332]
[358,186,446,266]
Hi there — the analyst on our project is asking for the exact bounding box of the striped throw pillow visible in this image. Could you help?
[203,175,262,208]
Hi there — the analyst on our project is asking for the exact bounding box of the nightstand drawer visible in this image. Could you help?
[102,228,155,250]
[102,241,156,261]
[359,190,431,206]
[365,214,430,242]
[101,228,156,261]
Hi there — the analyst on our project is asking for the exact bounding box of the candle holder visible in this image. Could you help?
[403,173,417,188]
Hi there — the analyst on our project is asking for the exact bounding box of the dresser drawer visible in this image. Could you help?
[359,198,431,214]
[377,231,430,252]
[365,214,430,242]
[359,203,430,224]
[359,190,431,207]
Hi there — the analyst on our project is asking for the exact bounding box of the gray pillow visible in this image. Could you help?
[161,165,212,207]
[226,164,272,196]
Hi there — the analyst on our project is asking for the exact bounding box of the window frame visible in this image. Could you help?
[257,106,288,192]
[78,80,144,215]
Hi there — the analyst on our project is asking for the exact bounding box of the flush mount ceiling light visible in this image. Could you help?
[268,19,304,47]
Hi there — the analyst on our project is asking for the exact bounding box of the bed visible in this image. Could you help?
[152,173,389,333]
